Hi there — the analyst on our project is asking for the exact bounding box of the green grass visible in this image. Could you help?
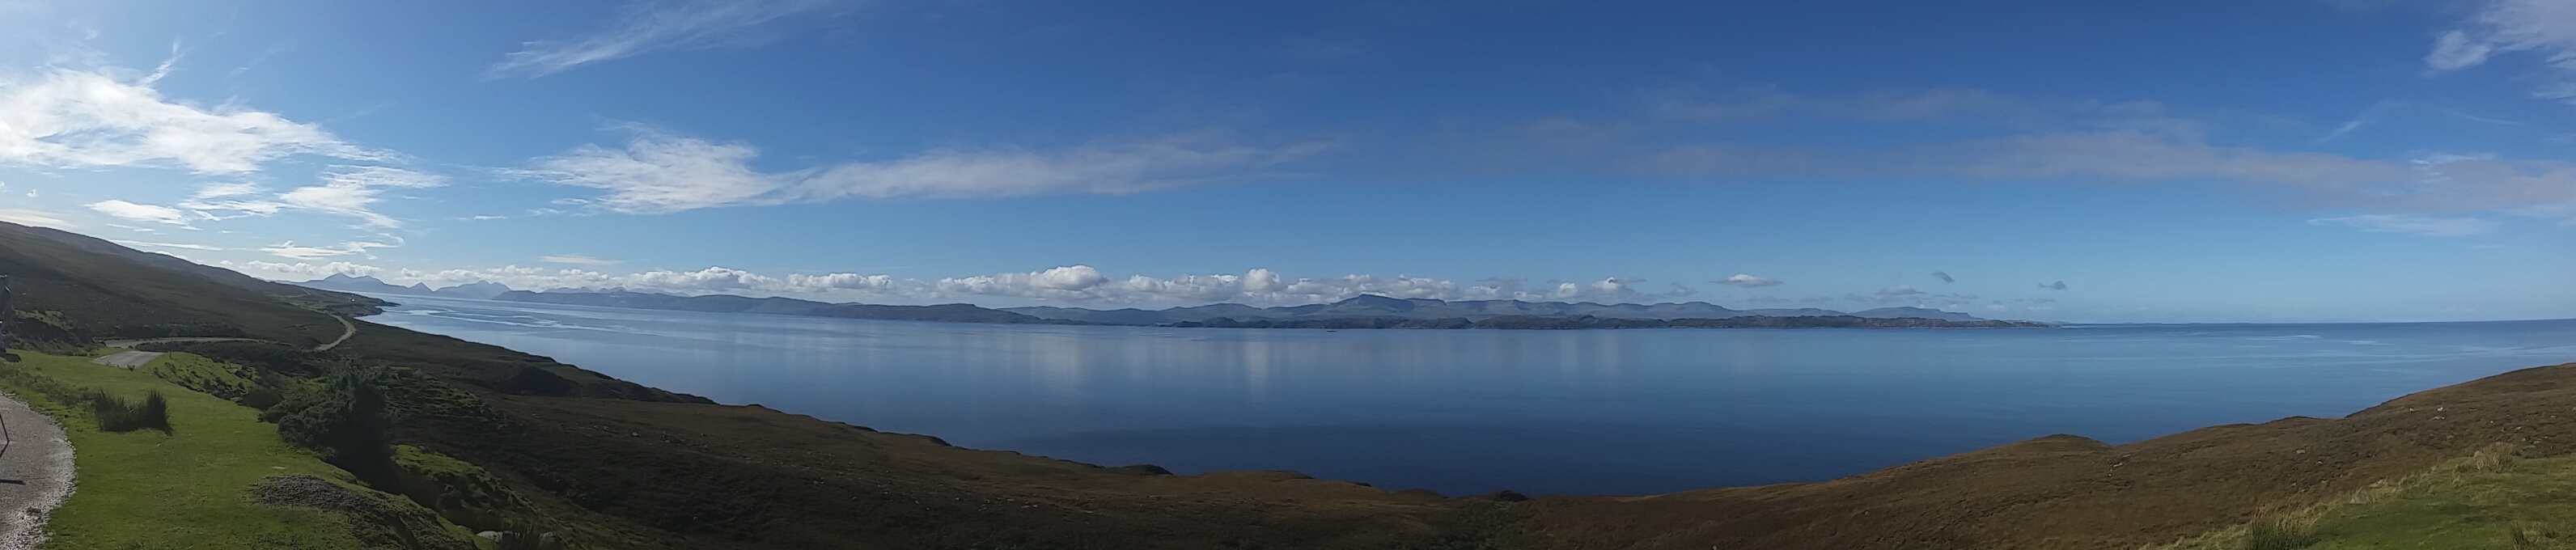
[2154,446,2576,550]
[145,352,270,404]
[0,349,477,549]
[2298,451,2576,550]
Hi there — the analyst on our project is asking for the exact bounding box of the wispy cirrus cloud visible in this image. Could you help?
[490,0,857,78]
[1612,88,2576,223]
[0,208,74,229]
[0,66,387,172]
[260,239,399,260]
[516,127,1333,214]
[277,166,446,228]
[2426,0,2576,101]
[87,200,198,228]
[540,254,622,265]
[2307,214,2497,237]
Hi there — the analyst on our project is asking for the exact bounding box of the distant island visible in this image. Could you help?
[293,273,2052,329]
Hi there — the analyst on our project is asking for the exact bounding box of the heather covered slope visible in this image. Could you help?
[1521,360,2576,550]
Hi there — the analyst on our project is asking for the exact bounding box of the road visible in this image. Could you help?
[90,351,161,370]
[0,391,74,550]
[313,315,356,352]
[100,314,354,353]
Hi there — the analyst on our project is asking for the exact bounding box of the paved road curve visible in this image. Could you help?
[0,391,74,550]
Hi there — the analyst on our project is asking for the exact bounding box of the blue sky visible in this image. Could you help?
[0,0,2571,323]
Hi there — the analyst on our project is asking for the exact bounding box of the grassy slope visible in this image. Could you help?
[0,222,346,346]
[0,350,472,549]
[2154,448,2576,550]
[1521,361,2576,550]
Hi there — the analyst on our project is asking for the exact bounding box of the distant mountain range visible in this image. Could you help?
[287,277,2038,329]
[1001,294,1989,323]
[296,273,515,300]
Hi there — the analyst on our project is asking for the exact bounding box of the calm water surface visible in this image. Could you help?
[363,294,2576,497]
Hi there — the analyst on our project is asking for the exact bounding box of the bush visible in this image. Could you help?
[264,368,397,489]
[87,389,171,433]
[2247,518,2320,550]
[240,387,284,409]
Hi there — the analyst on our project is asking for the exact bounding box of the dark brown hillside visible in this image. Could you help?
[1521,360,2576,550]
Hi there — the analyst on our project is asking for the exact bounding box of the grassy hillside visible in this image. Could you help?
[2148,445,2576,550]
[0,221,356,347]
[0,350,479,549]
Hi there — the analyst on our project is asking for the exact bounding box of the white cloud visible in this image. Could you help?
[2427,30,2497,71]
[0,208,74,229]
[223,260,383,279]
[191,182,264,199]
[540,254,621,265]
[261,240,396,260]
[86,200,196,227]
[2428,0,2576,73]
[278,166,444,228]
[1717,273,1782,288]
[2308,214,2498,237]
[0,66,384,173]
[2429,0,2576,100]
[269,263,1728,307]
[110,239,225,251]
[519,128,1332,214]
[490,0,853,78]
[1877,285,1923,298]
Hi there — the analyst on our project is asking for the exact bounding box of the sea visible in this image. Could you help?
[361,294,2576,497]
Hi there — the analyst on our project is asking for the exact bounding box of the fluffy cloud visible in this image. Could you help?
[0,66,383,173]
[491,0,854,78]
[1716,273,1782,287]
[87,200,197,227]
[2307,214,2497,237]
[1931,270,1955,283]
[517,127,1332,214]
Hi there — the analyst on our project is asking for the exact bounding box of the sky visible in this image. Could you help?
[0,0,2571,324]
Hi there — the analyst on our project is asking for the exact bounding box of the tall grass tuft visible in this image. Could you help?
[87,389,171,433]
[2246,518,2321,550]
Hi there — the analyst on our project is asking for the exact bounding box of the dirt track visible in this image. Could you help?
[0,391,73,550]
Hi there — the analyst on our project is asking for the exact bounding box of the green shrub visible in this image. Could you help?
[264,367,397,489]
[2247,518,2320,550]
[86,389,171,433]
